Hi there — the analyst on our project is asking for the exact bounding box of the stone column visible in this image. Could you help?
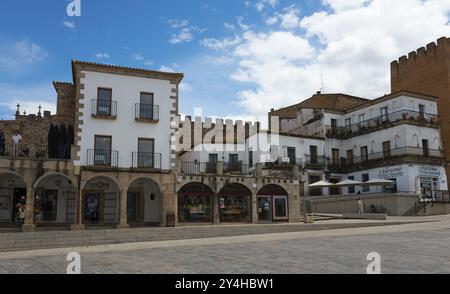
[288,185,302,223]
[117,190,129,229]
[22,186,36,232]
[252,192,258,224]
[71,188,85,230]
[213,193,220,225]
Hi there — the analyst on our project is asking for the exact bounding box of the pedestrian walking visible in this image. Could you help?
[357,198,364,217]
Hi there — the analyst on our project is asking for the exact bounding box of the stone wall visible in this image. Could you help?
[311,194,420,216]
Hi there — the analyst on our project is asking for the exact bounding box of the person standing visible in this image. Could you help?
[11,130,22,156]
[357,198,364,217]
[0,129,5,156]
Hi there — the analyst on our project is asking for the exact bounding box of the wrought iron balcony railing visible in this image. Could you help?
[91,99,117,119]
[132,152,162,169]
[135,104,159,122]
[87,149,119,167]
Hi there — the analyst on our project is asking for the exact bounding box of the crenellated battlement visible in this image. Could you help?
[391,37,450,75]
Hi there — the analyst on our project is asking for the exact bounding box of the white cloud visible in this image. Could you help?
[264,5,301,29]
[62,21,76,29]
[170,28,194,44]
[94,53,110,60]
[256,0,280,12]
[167,19,206,44]
[200,36,241,50]
[0,40,48,73]
[200,0,450,118]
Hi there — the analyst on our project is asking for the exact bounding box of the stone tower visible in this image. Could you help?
[391,37,450,188]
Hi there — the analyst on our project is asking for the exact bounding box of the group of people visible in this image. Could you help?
[0,129,23,156]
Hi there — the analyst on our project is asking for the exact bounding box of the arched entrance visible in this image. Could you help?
[82,176,120,226]
[0,171,26,226]
[257,184,289,222]
[127,177,162,226]
[178,182,213,223]
[218,183,252,223]
[34,173,76,227]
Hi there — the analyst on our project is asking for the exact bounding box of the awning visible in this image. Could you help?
[335,179,363,187]
[363,179,395,186]
[308,180,335,188]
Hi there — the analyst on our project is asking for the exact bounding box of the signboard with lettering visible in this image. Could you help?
[419,166,441,177]
[378,167,404,179]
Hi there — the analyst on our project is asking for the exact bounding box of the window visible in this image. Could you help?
[309,175,322,196]
[329,178,341,195]
[138,138,154,168]
[229,154,238,163]
[347,150,354,165]
[248,150,253,167]
[383,141,391,158]
[419,104,425,117]
[362,174,370,192]
[381,106,389,122]
[310,145,318,163]
[331,118,337,134]
[358,114,365,127]
[345,118,352,131]
[348,176,355,194]
[332,149,340,165]
[287,147,296,165]
[97,88,112,116]
[208,154,218,173]
[140,92,154,120]
[361,146,368,162]
[422,139,429,157]
[94,135,112,166]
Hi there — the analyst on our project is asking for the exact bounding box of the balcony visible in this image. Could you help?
[91,99,117,120]
[135,104,159,123]
[181,161,217,175]
[132,152,162,170]
[87,149,119,168]
[303,155,327,170]
[326,110,439,139]
[223,161,251,175]
[327,146,444,172]
[0,144,48,159]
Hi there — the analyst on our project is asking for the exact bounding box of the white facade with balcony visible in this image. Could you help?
[75,69,178,171]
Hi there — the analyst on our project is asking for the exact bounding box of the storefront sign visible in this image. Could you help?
[378,167,404,179]
[419,166,441,177]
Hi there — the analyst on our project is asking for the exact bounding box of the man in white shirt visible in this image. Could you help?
[11,131,22,156]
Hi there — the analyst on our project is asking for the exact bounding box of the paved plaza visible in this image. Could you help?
[0,216,449,274]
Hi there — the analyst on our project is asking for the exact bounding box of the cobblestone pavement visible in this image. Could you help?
[1,217,450,274]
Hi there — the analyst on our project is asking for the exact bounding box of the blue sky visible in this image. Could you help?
[1,0,450,121]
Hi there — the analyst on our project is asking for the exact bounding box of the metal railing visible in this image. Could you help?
[135,104,159,122]
[91,99,117,118]
[0,143,49,159]
[181,161,217,175]
[223,161,251,175]
[303,155,327,169]
[326,109,439,138]
[132,152,162,169]
[87,149,119,167]
[327,146,444,172]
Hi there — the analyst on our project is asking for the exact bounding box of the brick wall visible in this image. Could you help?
[391,36,450,189]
